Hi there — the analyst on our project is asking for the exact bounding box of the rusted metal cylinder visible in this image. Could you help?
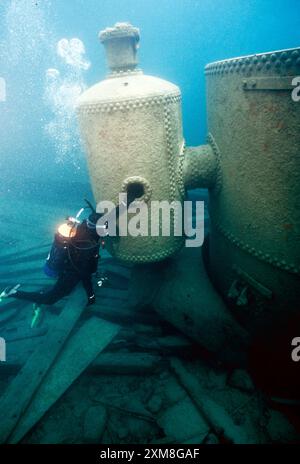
[205,47,300,334]
[77,23,185,263]
[77,21,300,341]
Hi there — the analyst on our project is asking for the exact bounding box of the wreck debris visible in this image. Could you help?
[228,368,255,393]
[90,352,164,375]
[83,404,107,443]
[0,230,298,444]
[169,357,252,444]
[157,396,210,444]
[8,316,120,443]
[0,286,87,443]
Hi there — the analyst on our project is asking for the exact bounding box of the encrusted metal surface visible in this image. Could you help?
[205,47,300,76]
[242,76,296,91]
[99,22,141,73]
[77,76,185,263]
[77,93,181,113]
[99,22,140,43]
[206,46,300,329]
[183,144,216,190]
[211,215,300,276]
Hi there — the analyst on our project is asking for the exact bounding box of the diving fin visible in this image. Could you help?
[0,284,21,302]
[31,304,43,329]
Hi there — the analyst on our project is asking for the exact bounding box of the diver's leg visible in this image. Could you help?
[12,290,46,305]
[13,272,80,306]
[81,274,96,306]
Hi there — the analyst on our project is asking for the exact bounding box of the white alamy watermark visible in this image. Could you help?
[0,77,6,102]
[292,77,300,102]
[95,194,205,248]
[0,337,6,362]
[291,337,300,362]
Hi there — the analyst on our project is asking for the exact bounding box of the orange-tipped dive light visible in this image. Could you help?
[57,222,77,239]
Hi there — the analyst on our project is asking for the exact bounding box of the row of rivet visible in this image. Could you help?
[177,141,186,199]
[205,49,300,76]
[107,69,143,79]
[117,242,182,263]
[164,104,177,202]
[207,133,222,194]
[211,216,300,276]
[78,93,181,114]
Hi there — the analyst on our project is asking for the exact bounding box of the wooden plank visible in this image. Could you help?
[170,358,251,444]
[91,302,161,326]
[0,242,50,260]
[3,277,53,284]
[9,316,120,443]
[0,286,87,443]
[0,307,18,326]
[0,268,43,279]
[0,253,47,268]
[90,351,163,375]
[97,287,129,301]
[0,324,48,342]
[100,263,132,279]
[4,338,44,367]
[0,351,161,377]
[1,262,44,276]
[157,396,209,443]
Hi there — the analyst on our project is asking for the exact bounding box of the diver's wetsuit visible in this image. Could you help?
[12,221,100,306]
[13,270,95,306]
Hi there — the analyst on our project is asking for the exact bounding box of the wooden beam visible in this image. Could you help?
[0,286,87,443]
[170,358,251,444]
[0,243,50,260]
[9,316,120,443]
[0,351,160,377]
[90,351,163,375]
[0,252,47,267]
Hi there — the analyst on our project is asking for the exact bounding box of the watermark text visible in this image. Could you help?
[95,194,205,248]
[0,77,6,102]
[0,337,6,362]
[292,76,300,102]
[291,337,300,362]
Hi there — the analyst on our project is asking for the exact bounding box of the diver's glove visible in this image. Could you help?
[87,294,96,306]
[31,304,43,329]
[97,274,109,288]
[0,284,20,302]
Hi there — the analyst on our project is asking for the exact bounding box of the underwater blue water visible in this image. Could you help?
[0,0,299,186]
[0,2,300,446]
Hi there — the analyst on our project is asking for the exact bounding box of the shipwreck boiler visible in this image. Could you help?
[77,22,300,349]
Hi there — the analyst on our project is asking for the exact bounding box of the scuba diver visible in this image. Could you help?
[0,200,107,327]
